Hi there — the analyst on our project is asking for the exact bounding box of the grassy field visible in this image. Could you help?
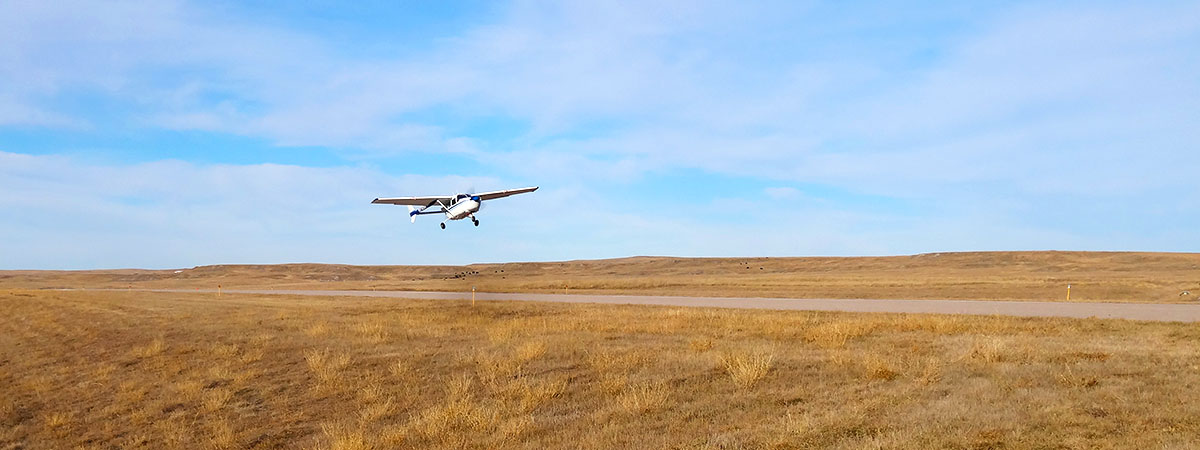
[3,289,1199,449]
[3,251,1199,303]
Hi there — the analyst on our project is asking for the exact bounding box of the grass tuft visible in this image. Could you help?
[720,348,775,389]
[320,421,373,450]
[357,397,394,424]
[863,355,899,381]
[515,341,547,363]
[1057,364,1100,388]
[305,349,352,385]
[389,359,416,379]
[208,418,236,449]
[305,322,330,337]
[804,320,875,348]
[499,415,534,441]
[617,382,670,414]
[43,411,72,434]
[352,321,388,344]
[515,376,568,412]
[131,338,166,358]
[202,388,234,412]
[210,343,239,359]
[916,359,942,385]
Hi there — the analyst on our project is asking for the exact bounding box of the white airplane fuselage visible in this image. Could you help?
[445,197,481,220]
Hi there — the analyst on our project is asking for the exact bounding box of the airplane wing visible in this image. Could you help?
[476,186,539,201]
[370,195,453,208]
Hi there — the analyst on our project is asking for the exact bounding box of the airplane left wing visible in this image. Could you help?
[476,186,539,201]
[371,195,453,208]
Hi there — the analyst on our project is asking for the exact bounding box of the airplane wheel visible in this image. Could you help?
[440,223,446,229]
[473,219,479,227]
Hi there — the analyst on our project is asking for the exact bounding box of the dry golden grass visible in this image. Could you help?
[689,337,714,352]
[305,349,353,385]
[306,322,331,337]
[318,421,371,450]
[862,354,899,381]
[719,347,775,389]
[615,381,670,414]
[131,337,165,358]
[515,341,547,363]
[351,321,388,344]
[388,360,415,379]
[2,289,1200,449]
[5,251,1200,302]
[202,388,233,413]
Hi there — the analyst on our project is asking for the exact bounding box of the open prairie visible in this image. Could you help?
[3,289,1199,449]
[3,251,1199,303]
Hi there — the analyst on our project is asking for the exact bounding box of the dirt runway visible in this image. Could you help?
[152,289,1200,322]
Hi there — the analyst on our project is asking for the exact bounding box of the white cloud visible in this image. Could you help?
[4,1,1196,193]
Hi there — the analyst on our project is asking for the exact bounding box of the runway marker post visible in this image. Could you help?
[472,286,476,306]
[1066,284,1071,301]
[218,285,222,297]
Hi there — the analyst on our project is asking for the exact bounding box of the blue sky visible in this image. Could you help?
[2,0,1198,269]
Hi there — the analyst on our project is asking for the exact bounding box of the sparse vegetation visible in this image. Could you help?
[719,347,775,389]
[615,381,670,414]
[351,321,388,344]
[305,349,353,385]
[2,289,1199,448]
[131,337,166,358]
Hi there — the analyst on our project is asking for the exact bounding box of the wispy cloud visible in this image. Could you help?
[0,150,514,268]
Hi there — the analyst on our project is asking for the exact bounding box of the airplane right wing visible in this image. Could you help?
[476,186,539,201]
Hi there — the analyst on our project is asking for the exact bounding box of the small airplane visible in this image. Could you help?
[371,186,538,229]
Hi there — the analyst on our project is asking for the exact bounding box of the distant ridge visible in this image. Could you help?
[4,251,1198,303]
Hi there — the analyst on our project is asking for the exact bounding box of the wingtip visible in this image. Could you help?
[370,198,381,204]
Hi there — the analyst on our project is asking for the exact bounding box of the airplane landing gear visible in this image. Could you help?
[472,218,480,227]
[440,223,446,229]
